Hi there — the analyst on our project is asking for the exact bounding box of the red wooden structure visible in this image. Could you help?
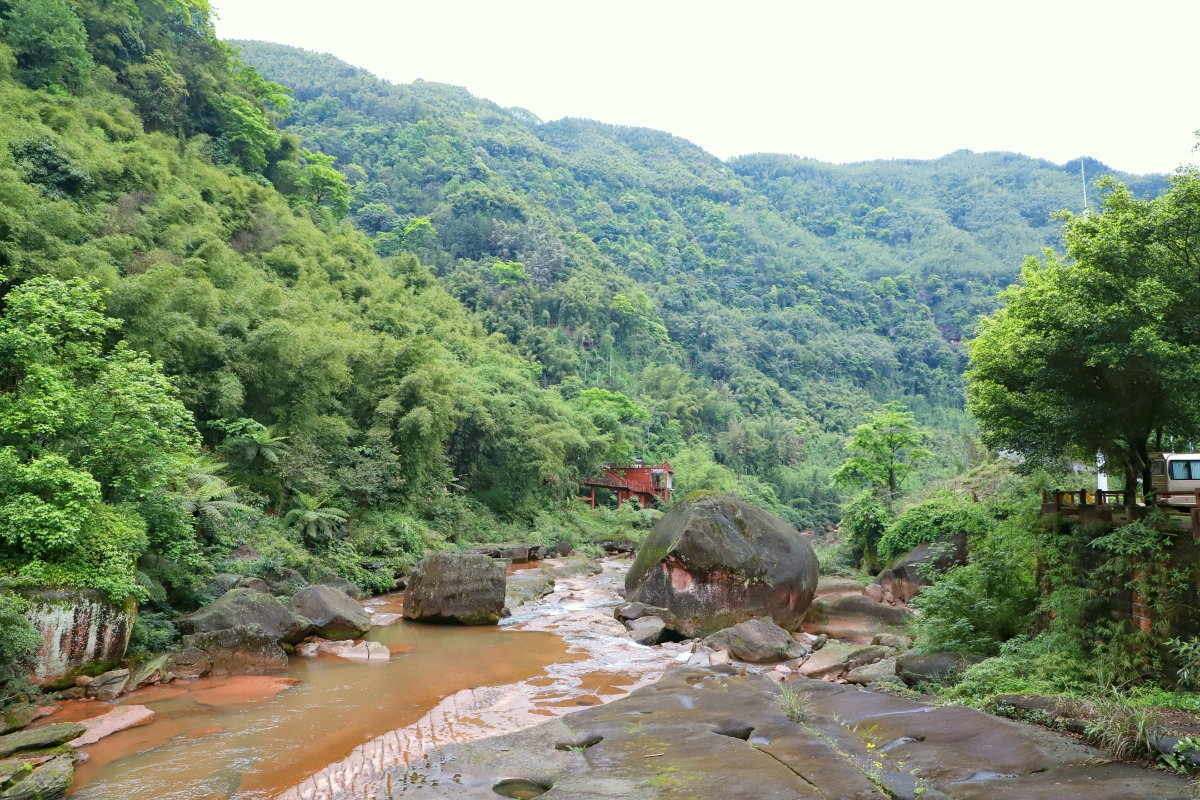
[582,462,673,508]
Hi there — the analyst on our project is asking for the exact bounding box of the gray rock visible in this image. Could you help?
[237,577,271,594]
[178,588,313,643]
[182,623,288,674]
[127,654,171,691]
[874,533,968,603]
[259,567,309,596]
[84,669,130,701]
[845,656,899,685]
[872,632,912,650]
[403,553,506,625]
[203,573,242,597]
[286,585,371,639]
[506,570,555,607]
[626,615,666,645]
[616,602,646,621]
[167,647,211,679]
[625,493,819,637]
[228,544,261,561]
[318,574,362,599]
[798,643,894,679]
[0,705,39,735]
[802,594,912,643]
[0,723,85,758]
[57,687,85,700]
[546,541,574,557]
[895,651,982,686]
[0,753,73,800]
[703,619,802,663]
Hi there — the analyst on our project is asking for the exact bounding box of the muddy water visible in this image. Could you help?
[55,558,674,800]
[62,614,573,799]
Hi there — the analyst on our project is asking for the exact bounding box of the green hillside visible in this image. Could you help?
[233,40,1165,526]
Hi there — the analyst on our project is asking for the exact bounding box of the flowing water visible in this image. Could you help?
[49,558,674,800]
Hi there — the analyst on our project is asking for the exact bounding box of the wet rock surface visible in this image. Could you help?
[83,669,129,701]
[624,494,819,637]
[625,615,666,645]
[0,752,73,800]
[19,588,137,682]
[178,587,313,644]
[403,552,506,625]
[703,618,803,663]
[286,585,371,640]
[284,667,1188,799]
[0,723,84,759]
[0,706,40,736]
[181,623,289,674]
[67,706,155,747]
[802,593,913,643]
[167,647,212,679]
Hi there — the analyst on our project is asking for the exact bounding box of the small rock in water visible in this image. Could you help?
[336,641,390,661]
[316,639,353,654]
[85,669,131,701]
[702,619,802,664]
[369,613,402,626]
[626,615,666,645]
[296,642,319,657]
[813,634,828,650]
[68,705,155,747]
[709,650,730,666]
[127,654,171,692]
[169,647,213,680]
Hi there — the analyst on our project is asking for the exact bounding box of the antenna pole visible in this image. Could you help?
[1081,158,1088,213]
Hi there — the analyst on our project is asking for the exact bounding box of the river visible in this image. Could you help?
[47,558,673,800]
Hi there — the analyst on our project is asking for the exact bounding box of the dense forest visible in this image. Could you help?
[232,41,1167,529]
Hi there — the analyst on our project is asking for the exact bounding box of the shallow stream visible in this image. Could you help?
[47,559,672,800]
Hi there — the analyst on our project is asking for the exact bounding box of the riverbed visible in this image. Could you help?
[50,558,671,799]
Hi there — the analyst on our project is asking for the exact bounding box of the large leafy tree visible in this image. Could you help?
[966,173,1200,502]
[832,402,929,569]
[0,277,200,599]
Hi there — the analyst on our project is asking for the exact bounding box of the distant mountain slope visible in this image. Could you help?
[233,39,1166,525]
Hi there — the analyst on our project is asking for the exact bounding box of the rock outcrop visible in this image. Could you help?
[286,585,370,639]
[168,647,212,679]
[178,588,312,644]
[403,553,506,625]
[181,623,289,674]
[317,574,361,599]
[702,618,803,663]
[873,533,968,604]
[895,651,983,687]
[19,588,137,682]
[84,669,130,701]
[802,594,912,644]
[624,494,819,637]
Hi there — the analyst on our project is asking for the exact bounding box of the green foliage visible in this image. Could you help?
[941,635,1095,703]
[490,260,528,286]
[1087,689,1163,761]
[878,491,993,563]
[213,92,279,174]
[2,0,93,90]
[0,592,41,703]
[295,148,349,217]
[776,684,806,723]
[833,403,929,499]
[967,173,1200,498]
[1167,637,1200,689]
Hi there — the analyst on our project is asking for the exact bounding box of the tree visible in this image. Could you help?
[966,173,1200,503]
[833,403,929,499]
[832,403,929,569]
[1,0,93,90]
[123,51,188,133]
[214,93,279,174]
[0,277,199,599]
[296,148,350,217]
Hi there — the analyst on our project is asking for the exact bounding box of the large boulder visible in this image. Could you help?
[873,533,968,603]
[318,574,361,600]
[259,567,309,596]
[624,494,819,637]
[802,594,913,644]
[702,618,803,663]
[178,588,313,644]
[18,588,137,682]
[0,753,73,800]
[403,553,506,625]
[181,624,289,674]
[0,723,85,758]
[895,651,982,687]
[84,668,130,701]
[286,585,371,639]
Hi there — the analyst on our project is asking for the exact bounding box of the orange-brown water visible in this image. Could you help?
[59,615,573,799]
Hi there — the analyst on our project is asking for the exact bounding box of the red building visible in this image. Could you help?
[582,462,673,508]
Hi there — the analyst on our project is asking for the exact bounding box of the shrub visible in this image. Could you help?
[940,635,1095,704]
[878,491,993,564]
[0,592,42,705]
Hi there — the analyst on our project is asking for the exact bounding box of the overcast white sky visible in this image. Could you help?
[213,0,1198,176]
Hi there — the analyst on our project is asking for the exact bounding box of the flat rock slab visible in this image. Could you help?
[68,705,155,747]
[293,668,1190,799]
[0,724,85,759]
[803,594,913,644]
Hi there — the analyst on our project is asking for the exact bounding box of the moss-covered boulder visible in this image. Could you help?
[286,585,370,639]
[178,588,313,644]
[403,553,506,625]
[624,493,818,637]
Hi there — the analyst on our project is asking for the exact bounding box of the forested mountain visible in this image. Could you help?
[233,40,1166,526]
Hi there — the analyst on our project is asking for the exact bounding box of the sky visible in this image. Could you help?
[213,0,1199,176]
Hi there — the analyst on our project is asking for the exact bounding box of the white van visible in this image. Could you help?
[1149,453,1200,506]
